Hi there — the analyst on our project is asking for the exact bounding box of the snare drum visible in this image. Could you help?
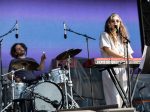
[51,68,68,84]
[6,82,27,100]
[14,82,27,99]
[30,81,64,111]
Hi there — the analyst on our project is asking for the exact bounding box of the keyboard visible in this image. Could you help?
[83,58,141,68]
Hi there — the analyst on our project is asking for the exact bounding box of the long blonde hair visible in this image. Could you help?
[104,13,129,45]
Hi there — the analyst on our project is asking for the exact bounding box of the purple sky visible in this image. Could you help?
[0,0,142,72]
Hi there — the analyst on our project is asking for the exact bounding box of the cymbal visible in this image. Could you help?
[11,59,39,71]
[56,49,82,60]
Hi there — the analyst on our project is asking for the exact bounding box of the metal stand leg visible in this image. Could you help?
[107,68,129,107]
[1,102,13,112]
[1,68,24,112]
[63,56,79,109]
[67,93,80,108]
[1,72,15,112]
[64,74,69,109]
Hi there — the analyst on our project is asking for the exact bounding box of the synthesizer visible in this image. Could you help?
[84,58,141,68]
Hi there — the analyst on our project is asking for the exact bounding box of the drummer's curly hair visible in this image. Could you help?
[10,43,27,58]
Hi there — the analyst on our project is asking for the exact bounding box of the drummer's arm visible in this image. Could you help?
[37,53,46,71]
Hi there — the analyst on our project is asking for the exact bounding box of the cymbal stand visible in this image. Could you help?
[63,70,69,109]
[1,71,15,112]
[67,93,79,108]
[65,55,79,109]
[1,68,24,112]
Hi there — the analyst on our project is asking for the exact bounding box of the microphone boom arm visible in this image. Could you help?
[66,28,96,40]
[66,28,96,59]
[0,21,17,39]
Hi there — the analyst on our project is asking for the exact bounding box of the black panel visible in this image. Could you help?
[138,0,150,48]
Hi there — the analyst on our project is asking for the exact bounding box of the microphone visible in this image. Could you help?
[63,22,67,39]
[115,25,119,34]
[115,25,130,43]
[15,20,19,39]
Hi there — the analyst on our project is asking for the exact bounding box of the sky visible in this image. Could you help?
[0,0,142,72]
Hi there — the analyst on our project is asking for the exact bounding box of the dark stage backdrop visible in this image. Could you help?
[0,0,142,73]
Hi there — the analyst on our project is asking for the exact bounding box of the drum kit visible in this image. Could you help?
[1,48,81,112]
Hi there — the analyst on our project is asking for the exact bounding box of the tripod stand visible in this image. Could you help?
[1,68,24,112]
[63,56,80,109]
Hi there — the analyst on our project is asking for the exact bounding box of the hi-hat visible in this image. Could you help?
[11,58,39,71]
[56,49,82,60]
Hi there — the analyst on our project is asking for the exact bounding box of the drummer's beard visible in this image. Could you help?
[17,50,26,58]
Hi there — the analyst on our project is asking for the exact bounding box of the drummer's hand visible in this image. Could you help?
[41,52,46,61]
[38,52,46,71]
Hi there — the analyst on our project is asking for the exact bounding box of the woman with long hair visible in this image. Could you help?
[100,13,133,107]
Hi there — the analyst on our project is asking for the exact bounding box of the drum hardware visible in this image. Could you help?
[39,73,50,82]
[63,71,69,109]
[56,49,81,109]
[65,55,80,109]
[1,67,25,112]
[67,93,80,108]
[41,72,51,81]
[56,49,82,60]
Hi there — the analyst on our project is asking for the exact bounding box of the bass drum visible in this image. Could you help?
[33,81,64,111]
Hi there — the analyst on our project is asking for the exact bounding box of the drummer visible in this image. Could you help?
[8,43,46,83]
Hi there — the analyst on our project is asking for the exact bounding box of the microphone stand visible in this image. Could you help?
[0,21,18,110]
[0,21,17,39]
[117,28,131,107]
[123,37,132,107]
[66,28,96,58]
[0,39,3,111]
[66,28,96,106]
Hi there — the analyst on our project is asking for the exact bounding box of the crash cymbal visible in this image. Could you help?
[11,58,39,70]
[56,49,82,60]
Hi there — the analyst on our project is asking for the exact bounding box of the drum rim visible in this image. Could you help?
[51,67,61,72]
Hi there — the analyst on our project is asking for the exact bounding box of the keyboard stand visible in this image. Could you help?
[100,65,130,107]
